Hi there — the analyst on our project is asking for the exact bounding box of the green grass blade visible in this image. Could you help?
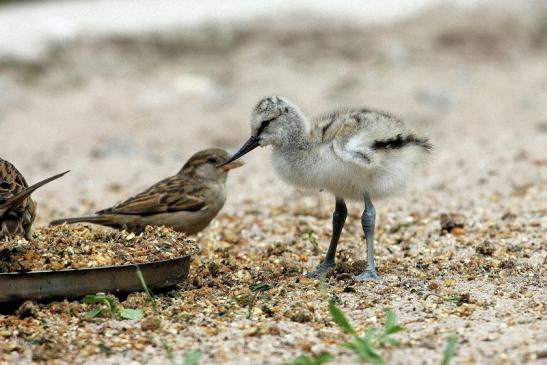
[382,336,400,347]
[315,352,335,364]
[184,350,203,365]
[103,295,117,307]
[161,340,175,364]
[293,353,334,365]
[293,355,313,365]
[136,267,157,314]
[364,327,378,340]
[385,309,396,331]
[351,337,384,365]
[440,334,458,365]
[328,301,357,336]
[385,325,405,335]
[384,309,405,335]
[81,294,103,304]
[84,306,103,319]
[103,296,117,313]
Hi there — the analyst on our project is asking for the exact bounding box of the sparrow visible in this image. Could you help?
[0,158,68,240]
[50,148,242,234]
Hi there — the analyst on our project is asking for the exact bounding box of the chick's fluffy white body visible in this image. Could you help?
[223,96,432,280]
[269,107,429,201]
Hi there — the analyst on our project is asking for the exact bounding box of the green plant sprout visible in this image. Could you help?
[82,294,143,320]
[184,350,203,365]
[136,267,158,314]
[328,301,405,365]
[440,334,458,365]
[293,352,334,365]
[306,229,321,255]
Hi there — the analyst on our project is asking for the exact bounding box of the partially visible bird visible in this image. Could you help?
[221,96,432,281]
[50,148,242,234]
[0,158,68,240]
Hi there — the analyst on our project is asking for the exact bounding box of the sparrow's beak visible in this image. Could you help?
[218,136,260,167]
[222,160,244,171]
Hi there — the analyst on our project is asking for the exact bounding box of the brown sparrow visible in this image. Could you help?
[50,148,242,234]
[0,158,68,240]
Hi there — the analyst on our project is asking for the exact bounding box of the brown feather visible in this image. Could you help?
[0,158,67,239]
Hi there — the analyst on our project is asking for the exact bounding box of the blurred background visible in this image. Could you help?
[0,0,545,222]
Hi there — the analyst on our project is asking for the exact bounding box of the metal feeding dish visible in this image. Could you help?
[0,255,191,306]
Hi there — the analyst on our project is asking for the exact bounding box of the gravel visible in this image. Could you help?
[0,1,546,364]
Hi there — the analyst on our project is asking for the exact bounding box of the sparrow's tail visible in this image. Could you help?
[0,170,70,218]
[50,215,115,227]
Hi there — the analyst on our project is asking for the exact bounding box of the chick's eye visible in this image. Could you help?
[257,118,274,135]
[207,158,218,164]
[261,119,273,128]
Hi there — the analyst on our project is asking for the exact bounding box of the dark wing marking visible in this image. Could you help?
[372,134,433,152]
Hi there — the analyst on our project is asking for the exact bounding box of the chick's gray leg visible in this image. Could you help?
[355,192,380,281]
[307,197,347,277]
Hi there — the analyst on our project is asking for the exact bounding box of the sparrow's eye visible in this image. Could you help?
[207,157,218,164]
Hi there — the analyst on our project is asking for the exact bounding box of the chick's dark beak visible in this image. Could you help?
[219,136,260,167]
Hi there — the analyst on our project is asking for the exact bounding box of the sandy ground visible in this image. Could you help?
[0,1,546,364]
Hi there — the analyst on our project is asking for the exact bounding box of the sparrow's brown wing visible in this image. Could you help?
[97,175,206,215]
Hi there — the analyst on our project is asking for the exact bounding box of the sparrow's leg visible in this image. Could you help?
[307,197,347,277]
[355,192,380,281]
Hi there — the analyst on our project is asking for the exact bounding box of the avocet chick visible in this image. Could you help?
[222,96,432,281]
